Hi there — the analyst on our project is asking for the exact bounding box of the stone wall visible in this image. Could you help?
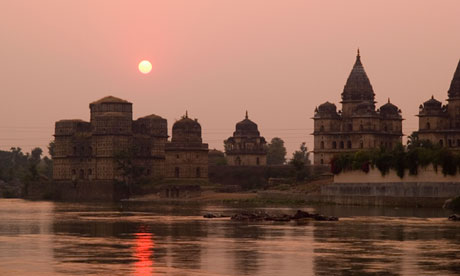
[318,166,460,207]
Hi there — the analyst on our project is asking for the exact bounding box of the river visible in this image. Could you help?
[0,199,459,275]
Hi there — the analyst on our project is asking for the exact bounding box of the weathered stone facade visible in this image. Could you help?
[165,113,209,179]
[416,59,460,147]
[224,112,267,166]
[53,96,168,182]
[313,51,403,165]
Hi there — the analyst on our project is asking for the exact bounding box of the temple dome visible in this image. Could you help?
[90,96,130,105]
[448,59,460,99]
[234,111,260,137]
[318,102,337,114]
[171,112,202,143]
[423,96,442,110]
[380,99,399,114]
[341,50,375,102]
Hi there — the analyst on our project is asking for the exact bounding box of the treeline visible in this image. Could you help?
[0,142,54,183]
[331,137,460,178]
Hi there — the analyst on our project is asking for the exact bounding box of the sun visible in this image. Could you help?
[138,60,152,74]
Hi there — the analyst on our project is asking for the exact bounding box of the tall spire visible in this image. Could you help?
[342,50,375,102]
[245,110,248,119]
[448,59,460,99]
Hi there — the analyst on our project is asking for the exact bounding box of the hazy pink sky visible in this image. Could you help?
[1,0,459,156]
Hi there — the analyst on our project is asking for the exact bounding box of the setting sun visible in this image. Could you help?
[138,60,152,74]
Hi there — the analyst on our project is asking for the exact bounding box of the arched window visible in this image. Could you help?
[320,159,324,164]
[236,156,242,166]
[340,141,344,149]
[79,169,84,179]
[384,124,388,132]
[439,139,444,147]
[320,125,325,131]
[196,167,201,178]
[360,141,364,149]
[256,157,260,165]
[347,141,352,149]
[332,141,337,149]
[448,139,452,147]
[175,167,180,178]
[320,141,324,149]
[426,122,430,130]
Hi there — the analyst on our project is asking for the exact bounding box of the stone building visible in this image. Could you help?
[224,112,267,166]
[53,96,168,182]
[313,51,403,165]
[165,112,209,179]
[416,59,460,147]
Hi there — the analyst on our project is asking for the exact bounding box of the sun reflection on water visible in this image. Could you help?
[133,226,154,276]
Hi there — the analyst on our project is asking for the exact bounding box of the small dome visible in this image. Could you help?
[318,102,337,114]
[423,96,442,109]
[171,112,202,143]
[140,114,164,120]
[90,96,130,105]
[234,112,260,137]
[380,99,399,115]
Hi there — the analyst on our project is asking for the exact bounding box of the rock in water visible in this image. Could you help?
[448,214,460,221]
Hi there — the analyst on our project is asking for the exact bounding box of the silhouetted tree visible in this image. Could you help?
[267,137,287,165]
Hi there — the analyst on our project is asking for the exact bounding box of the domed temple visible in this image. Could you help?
[416,59,460,147]
[53,96,168,182]
[224,112,267,166]
[312,50,403,165]
[165,112,209,179]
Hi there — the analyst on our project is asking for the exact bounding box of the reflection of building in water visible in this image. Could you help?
[165,112,209,179]
[312,51,403,165]
[159,185,201,199]
[416,59,460,147]
[224,112,267,166]
[312,219,405,275]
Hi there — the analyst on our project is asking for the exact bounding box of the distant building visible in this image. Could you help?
[312,51,403,165]
[53,96,168,182]
[224,112,267,166]
[416,59,460,147]
[165,112,209,179]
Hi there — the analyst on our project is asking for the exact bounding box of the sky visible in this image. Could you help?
[0,0,459,156]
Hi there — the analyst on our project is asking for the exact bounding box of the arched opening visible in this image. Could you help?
[175,167,180,178]
[340,141,344,149]
[384,124,388,132]
[196,167,201,178]
[439,139,444,147]
[236,156,242,166]
[332,141,337,149]
[448,139,452,147]
[256,157,260,165]
[320,141,324,149]
[79,169,84,179]
[320,159,324,164]
[87,169,92,179]
[360,141,364,149]
[320,125,324,131]
[360,124,363,131]
[426,122,431,130]
[347,141,352,149]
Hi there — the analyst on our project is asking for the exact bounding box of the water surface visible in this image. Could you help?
[0,199,459,275]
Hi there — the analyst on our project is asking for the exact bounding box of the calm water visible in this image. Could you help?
[0,199,459,276]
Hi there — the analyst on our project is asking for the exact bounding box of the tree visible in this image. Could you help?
[48,141,55,158]
[289,142,311,181]
[267,137,287,165]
